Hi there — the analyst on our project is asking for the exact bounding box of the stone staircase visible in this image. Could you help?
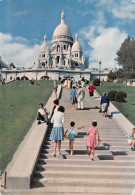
[23,88,135,194]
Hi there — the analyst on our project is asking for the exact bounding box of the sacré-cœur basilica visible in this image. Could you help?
[34,11,88,70]
[1,11,108,81]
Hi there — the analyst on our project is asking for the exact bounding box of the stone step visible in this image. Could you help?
[47,131,126,136]
[41,146,131,152]
[39,153,135,161]
[42,142,129,148]
[44,140,128,145]
[45,134,127,139]
[33,171,135,180]
[38,159,135,166]
[32,178,135,189]
[45,137,127,142]
[36,164,135,172]
[41,148,132,154]
[27,186,134,194]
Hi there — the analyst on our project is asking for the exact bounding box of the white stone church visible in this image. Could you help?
[33,11,88,70]
[1,11,108,81]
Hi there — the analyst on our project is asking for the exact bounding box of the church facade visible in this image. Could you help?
[1,11,109,82]
[33,11,88,70]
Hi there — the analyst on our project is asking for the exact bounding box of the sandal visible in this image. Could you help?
[131,148,134,151]
[91,157,94,161]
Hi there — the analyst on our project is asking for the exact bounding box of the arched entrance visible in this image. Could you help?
[40,76,49,80]
[21,76,29,80]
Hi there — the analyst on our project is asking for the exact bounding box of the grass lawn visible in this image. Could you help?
[95,82,135,126]
[0,80,53,173]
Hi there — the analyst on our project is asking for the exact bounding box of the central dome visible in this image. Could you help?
[53,11,72,38]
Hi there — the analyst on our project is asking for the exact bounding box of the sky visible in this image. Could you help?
[0,0,135,69]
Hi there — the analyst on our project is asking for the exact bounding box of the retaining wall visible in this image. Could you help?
[94,90,134,135]
[6,85,62,189]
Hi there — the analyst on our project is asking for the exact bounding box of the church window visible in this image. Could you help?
[77,53,78,57]
[42,54,45,58]
[64,45,66,50]
[64,61,65,65]
[57,45,60,52]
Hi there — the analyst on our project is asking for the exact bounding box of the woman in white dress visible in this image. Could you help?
[50,106,65,156]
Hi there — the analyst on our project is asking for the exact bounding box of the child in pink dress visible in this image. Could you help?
[86,121,100,161]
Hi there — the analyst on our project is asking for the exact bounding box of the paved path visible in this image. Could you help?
[10,88,135,194]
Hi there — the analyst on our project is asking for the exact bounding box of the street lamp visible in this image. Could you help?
[99,61,101,80]
[114,58,117,69]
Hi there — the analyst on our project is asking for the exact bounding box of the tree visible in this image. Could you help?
[116,36,135,71]
[108,71,116,80]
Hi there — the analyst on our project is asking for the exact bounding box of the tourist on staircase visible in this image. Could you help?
[76,85,85,110]
[64,121,85,155]
[70,86,77,109]
[53,99,59,114]
[88,84,96,99]
[128,128,135,151]
[53,80,58,99]
[50,106,65,157]
[100,92,110,117]
[86,121,100,161]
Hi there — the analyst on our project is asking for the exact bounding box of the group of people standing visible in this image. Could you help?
[70,85,85,110]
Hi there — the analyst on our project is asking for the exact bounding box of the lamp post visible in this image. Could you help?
[114,58,117,69]
[99,61,101,80]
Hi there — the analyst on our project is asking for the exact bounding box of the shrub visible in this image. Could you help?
[85,80,89,84]
[108,90,117,101]
[93,79,100,86]
[115,91,127,102]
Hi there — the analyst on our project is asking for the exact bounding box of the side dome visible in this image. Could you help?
[72,34,82,52]
[52,11,72,38]
[39,35,50,53]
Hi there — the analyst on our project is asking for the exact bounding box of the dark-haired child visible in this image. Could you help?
[86,121,100,161]
[68,121,76,155]
[65,122,84,155]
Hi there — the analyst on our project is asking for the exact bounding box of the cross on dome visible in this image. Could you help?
[61,11,65,23]
[44,34,47,41]
[76,34,78,42]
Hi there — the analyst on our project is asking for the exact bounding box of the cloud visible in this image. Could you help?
[13,11,28,16]
[112,3,135,20]
[0,32,41,68]
[80,26,127,69]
